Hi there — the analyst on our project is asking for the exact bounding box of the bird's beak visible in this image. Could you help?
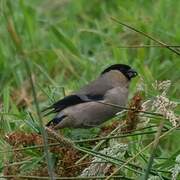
[128,69,138,78]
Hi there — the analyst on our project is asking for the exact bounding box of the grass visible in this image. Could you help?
[0,0,179,179]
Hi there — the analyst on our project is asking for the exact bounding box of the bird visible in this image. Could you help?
[43,64,138,129]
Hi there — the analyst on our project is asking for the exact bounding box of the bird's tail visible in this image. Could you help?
[46,115,67,127]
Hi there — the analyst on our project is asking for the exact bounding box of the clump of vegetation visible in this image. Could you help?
[0,0,179,179]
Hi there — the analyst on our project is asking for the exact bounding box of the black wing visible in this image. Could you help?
[42,94,103,116]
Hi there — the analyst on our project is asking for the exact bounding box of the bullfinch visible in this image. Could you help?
[43,64,137,129]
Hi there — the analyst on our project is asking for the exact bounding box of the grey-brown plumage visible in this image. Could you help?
[43,64,137,129]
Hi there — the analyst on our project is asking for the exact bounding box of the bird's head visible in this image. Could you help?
[101,64,138,80]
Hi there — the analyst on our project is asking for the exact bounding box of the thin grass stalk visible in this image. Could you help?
[75,122,126,164]
[116,45,180,48]
[0,126,159,154]
[23,61,55,179]
[78,146,143,175]
[6,16,55,179]
[45,127,144,168]
[0,175,133,180]
[67,161,171,175]
[0,129,169,154]
[143,121,164,180]
[97,101,163,117]
[32,62,57,86]
[78,147,169,179]
[105,125,178,180]
[1,145,170,178]
[40,128,155,174]
[0,142,60,154]
[75,130,168,143]
[111,17,180,56]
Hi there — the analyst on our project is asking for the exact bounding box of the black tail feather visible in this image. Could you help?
[46,115,67,127]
